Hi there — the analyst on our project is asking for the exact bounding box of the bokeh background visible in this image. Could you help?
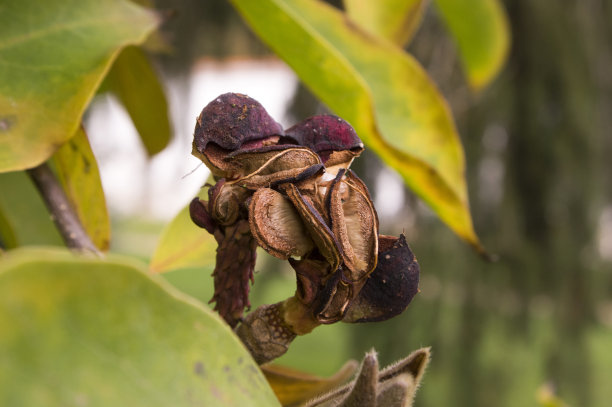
[84,1,612,406]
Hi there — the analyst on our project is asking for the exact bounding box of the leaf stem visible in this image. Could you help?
[27,162,100,254]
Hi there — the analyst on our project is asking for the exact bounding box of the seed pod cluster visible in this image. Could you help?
[189,93,420,363]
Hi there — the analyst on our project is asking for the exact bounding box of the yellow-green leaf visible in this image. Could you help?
[0,0,160,173]
[150,200,217,273]
[344,0,428,46]
[262,361,357,406]
[50,128,111,251]
[0,247,280,406]
[230,0,483,251]
[434,0,510,90]
[107,46,171,156]
[0,172,63,248]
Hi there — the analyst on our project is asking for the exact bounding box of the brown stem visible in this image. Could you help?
[27,163,99,254]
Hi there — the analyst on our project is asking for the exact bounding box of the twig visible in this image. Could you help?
[27,163,100,254]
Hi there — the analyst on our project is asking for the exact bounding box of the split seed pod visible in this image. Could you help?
[208,179,250,225]
[228,146,323,189]
[327,169,379,282]
[249,188,315,259]
[284,183,342,272]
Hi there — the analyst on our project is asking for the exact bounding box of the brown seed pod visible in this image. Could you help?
[312,268,356,324]
[249,188,315,259]
[342,234,420,323]
[208,179,250,225]
[229,147,323,189]
[289,256,330,306]
[284,183,342,272]
[328,170,379,282]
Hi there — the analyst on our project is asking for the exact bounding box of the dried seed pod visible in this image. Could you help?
[342,234,420,323]
[249,188,315,259]
[328,170,379,282]
[312,268,355,324]
[284,183,342,272]
[208,179,250,225]
[285,115,364,167]
[289,257,330,305]
[229,147,323,189]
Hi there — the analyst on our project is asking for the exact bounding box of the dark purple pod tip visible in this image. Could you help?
[193,93,285,154]
[342,234,419,323]
[285,115,364,158]
[189,197,216,234]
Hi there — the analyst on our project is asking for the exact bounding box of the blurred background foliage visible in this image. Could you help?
[2,0,612,406]
[146,0,612,406]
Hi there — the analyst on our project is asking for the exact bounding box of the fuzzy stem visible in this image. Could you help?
[27,163,99,254]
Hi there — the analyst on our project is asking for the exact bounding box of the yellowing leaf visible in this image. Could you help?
[262,361,357,406]
[344,0,428,46]
[0,0,160,173]
[107,46,171,156]
[0,247,280,406]
[434,0,510,90]
[51,127,111,251]
[150,200,217,273]
[230,0,484,252]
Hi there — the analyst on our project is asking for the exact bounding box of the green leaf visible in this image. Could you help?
[150,200,217,273]
[344,0,428,46]
[0,247,280,407]
[107,46,171,156]
[0,172,63,249]
[50,127,111,251]
[0,0,160,173]
[229,0,484,251]
[434,0,510,90]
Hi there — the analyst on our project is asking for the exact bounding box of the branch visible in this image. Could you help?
[27,163,100,254]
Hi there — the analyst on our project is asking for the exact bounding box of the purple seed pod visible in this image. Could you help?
[342,234,420,323]
[193,93,285,154]
[285,115,364,162]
